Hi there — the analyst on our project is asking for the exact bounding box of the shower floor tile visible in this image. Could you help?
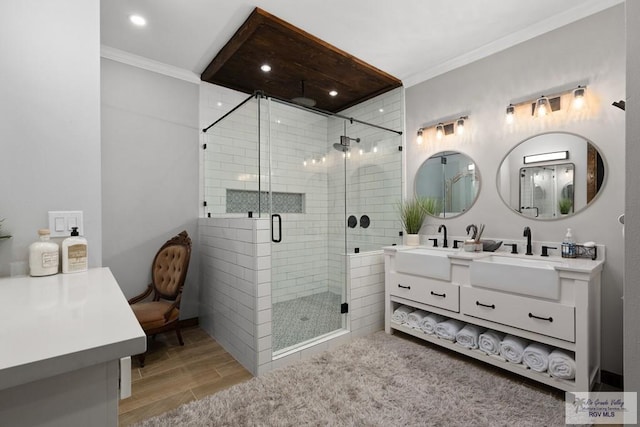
[272,291,343,352]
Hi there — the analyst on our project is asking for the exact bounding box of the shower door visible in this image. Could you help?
[265,93,403,355]
[266,99,347,354]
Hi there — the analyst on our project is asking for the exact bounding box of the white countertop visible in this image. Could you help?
[383,244,604,274]
[0,267,146,391]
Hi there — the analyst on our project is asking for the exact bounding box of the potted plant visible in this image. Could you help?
[398,197,441,245]
[558,198,573,215]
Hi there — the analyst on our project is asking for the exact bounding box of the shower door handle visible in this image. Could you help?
[271,214,282,243]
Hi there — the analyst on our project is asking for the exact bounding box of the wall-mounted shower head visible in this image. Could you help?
[333,135,361,152]
[340,135,361,144]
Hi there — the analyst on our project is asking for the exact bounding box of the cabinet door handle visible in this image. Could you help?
[398,284,410,289]
[529,313,553,322]
[476,301,495,309]
[430,291,446,298]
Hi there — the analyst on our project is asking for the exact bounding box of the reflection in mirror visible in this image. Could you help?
[415,151,480,218]
[498,132,605,220]
[519,163,574,218]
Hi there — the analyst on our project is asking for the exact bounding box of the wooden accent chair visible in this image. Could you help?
[128,230,192,367]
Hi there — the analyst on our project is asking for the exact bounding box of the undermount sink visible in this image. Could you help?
[395,247,456,281]
[470,254,562,299]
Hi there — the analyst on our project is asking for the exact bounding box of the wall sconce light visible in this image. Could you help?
[523,150,569,164]
[505,84,587,124]
[505,104,515,124]
[572,85,586,109]
[416,115,469,143]
[533,96,551,117]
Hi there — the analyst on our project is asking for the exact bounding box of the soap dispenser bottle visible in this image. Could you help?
[29,228,59,276]
[561,228,576,258]
[62,227,88,273]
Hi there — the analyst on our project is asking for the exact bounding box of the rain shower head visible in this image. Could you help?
[291,80,316,107]
[333,143,349,152]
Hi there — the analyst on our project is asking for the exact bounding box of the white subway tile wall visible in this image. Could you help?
[198,217,271,375]
[347,251,386,338]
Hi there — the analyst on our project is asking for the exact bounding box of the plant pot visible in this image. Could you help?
[405,234,420,246]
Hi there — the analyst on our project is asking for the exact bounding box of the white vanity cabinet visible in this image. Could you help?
[384,246,604,392]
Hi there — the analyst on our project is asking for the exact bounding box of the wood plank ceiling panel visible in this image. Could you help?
[201,7,402,113]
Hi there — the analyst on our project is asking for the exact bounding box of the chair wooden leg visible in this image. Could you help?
[176,323,184,346]
[138,353,146,368]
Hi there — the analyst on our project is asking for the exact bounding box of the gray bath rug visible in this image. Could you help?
[134,331,565,426]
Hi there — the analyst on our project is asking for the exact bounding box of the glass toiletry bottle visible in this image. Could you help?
[29,228,59,276]
[561,228,576,258]
[62,227,88,273]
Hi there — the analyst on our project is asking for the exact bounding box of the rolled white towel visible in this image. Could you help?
[455,324,485,349]
[499,335,529,364]
[435,319,465,341]
[406,310,429,329]
[419,313,445,335]
[392,305,413,324]
[523,342,553,372]
[478,330,505,355]
[548,349,576,380]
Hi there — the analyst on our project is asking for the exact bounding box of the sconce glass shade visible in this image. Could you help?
[505,104,515,124]
[456,118,465,135]
[436,123,445,139]
[416,128,423,144]
[534,96,551,117]
[572,86,586,109]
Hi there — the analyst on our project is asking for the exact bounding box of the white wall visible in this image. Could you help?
[624,0,640,394]
[101,59,200,318]
[406,5,625,375]
[0,0,102,276]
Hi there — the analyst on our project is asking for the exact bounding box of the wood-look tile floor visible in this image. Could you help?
[118,326,253,426]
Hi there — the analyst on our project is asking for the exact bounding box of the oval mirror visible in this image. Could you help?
[497,132,605,220]
[415,151,480,218]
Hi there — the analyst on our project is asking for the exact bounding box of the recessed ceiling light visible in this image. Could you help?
[260,64,271,72]
[379,108,384,113]
[129,14,147,26]
[329,90,338,97]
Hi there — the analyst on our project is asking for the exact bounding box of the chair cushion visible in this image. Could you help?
[131,301,179,330]
[153,245,188,297]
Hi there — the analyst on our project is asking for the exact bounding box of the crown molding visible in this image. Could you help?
[100,45,201,84]
[403,0,624,88]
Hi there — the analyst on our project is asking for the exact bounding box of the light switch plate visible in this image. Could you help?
[48,211,84,237]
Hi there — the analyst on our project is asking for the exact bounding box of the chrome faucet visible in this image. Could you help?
[438,224,448,248]
[523,226,533,255]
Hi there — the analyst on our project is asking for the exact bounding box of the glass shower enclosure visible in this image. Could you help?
[202,88,403,355]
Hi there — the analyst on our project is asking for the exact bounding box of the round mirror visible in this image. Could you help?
[415,151,480,218]
[497,132,605,220]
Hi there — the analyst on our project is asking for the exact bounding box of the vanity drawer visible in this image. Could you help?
[460,287,575,342]
[389,272,459,312]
